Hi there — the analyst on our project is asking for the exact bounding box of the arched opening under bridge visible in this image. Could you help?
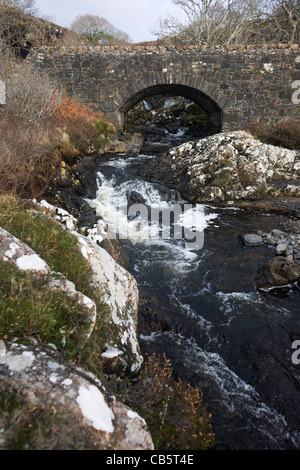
[117,84,224,142]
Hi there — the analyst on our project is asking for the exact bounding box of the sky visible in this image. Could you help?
[34,0,186,43]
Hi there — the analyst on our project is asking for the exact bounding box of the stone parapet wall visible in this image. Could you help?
[28,44,300,132]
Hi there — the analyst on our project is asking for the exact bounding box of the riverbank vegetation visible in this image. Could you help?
[244,120,300,151]
[0,45,115,198]
[0,2,216,450]
[0,193,216,450]
[2,0,298,452]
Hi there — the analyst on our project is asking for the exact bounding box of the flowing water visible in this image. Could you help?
[86,131,300,450]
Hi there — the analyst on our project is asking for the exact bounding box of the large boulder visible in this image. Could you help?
[73,232,143,373]
[0,341,153,450]
[255,256,300,289]
[149,131,300,203]
[37,199,143,373]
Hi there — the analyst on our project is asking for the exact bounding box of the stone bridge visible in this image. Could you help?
[29,44,300,133]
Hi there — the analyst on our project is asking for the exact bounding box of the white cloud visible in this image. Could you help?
[35,0,185,42]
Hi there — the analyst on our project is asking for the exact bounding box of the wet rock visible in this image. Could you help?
[127,190,146,206]
[0,341,153,450]
[266,235,276,246]
[241,234,264,246]
[255,256,300,289]
[283,184,300,197]
[276,242,290,255]
[241,224,300,288]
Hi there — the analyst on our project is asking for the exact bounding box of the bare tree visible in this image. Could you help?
[266,0,300,43]
[0,0,39,16]
[1,56,63,125]
[153,0,270,45]
[70,14,132,44]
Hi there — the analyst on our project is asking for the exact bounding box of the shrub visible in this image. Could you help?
[118,353,215,450]
[0,51,115,196]
[244,120,300,150]
[0,54,64,195]
[52,94,115,152]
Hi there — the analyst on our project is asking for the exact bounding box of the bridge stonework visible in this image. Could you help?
[29,44,300,132]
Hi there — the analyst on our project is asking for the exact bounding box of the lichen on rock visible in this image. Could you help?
[148,131,300,203]
[0,341,153,450]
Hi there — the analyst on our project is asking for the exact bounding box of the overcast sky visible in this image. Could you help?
[34,0,185,43]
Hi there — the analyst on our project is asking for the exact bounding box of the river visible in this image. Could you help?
[86,129,300,450]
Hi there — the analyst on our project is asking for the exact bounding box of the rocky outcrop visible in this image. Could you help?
[0,201,149,449]
[0,341,153,450]
[144,131,300,203]
[0,227,52,276]
[0,200,143,371]
[73,231,142,373]
[33,199,143,373]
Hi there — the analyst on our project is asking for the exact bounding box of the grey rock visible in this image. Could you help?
[242,234,263,246]
[0,227,51,276]
[0,341,153,450]
[285,246,294,257]
[266,235,276,246]
[150,131,300,203]
[255,256,300,289]
[271,229,286,237]
[276,243,290,255]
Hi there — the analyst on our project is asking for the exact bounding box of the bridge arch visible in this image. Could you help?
[114,74,224,134]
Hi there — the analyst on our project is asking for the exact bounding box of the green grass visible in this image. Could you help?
[0,259,94,357]
[0,380,85,450]
[0,195,117,371]
[0,196,92,294]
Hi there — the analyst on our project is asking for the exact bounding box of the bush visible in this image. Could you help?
[52,94,115,152]
[245,120,300,151]
[0,51,115,197]
[0,53,64,195]
[4,62,63,125]
[117,353,215,450]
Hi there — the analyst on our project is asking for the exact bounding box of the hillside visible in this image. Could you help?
[0,4,89,57]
